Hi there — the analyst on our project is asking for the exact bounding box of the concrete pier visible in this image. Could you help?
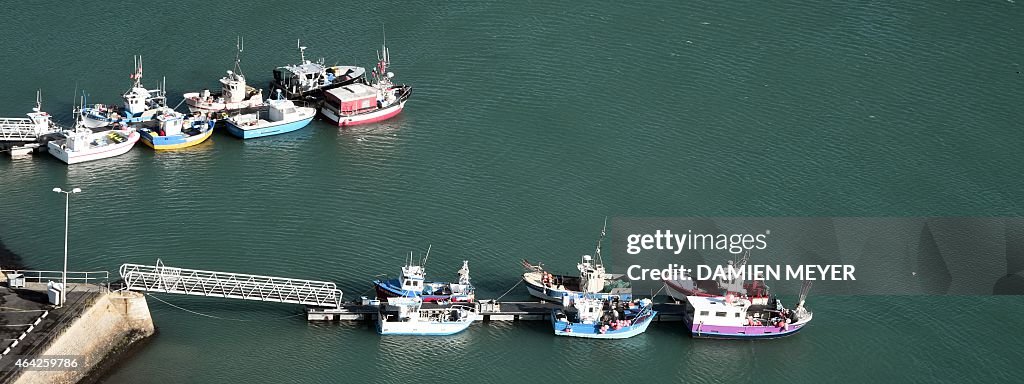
[0,279,154,384]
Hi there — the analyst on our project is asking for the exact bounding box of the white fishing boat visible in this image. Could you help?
[224,91,316,139]
[521,220,632,302]
[183,38,264,113]
[79,56,168,128]
[270,40,366,100]
[376,296,477,336]
[47,122,138,165]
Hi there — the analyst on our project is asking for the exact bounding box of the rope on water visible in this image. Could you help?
[145,293,305,322]
[493,278,523,302]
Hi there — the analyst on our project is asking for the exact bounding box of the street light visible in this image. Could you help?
[52,187,82,307]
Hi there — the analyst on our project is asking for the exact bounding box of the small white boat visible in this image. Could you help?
[47,127,139,165]
[183,38,264,113]
[377,297,477,336]
[225,92,316,139]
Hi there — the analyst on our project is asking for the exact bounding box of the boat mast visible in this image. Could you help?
[234,36,245,76]
[297,39,307,64]
[593,217,607,266]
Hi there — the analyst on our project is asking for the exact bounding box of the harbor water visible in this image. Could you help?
[1,1,1023,382]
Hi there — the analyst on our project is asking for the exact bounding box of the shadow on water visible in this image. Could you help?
[0,237,28,269]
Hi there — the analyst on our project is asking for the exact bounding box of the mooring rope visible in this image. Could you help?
[145,293,305,322]
[493,278,524,302]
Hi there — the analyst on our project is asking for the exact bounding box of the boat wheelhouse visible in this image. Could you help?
[270,41,366,100]
[184,38,264,113]
[320,40,411,127]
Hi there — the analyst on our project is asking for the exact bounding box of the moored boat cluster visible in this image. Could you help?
[371,222,814,339]
[9,37,412,164]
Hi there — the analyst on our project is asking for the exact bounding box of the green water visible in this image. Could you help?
[1,1,1023,382]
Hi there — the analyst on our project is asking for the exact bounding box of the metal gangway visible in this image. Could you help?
[0,115,59,142]
[1,91,62,142]
[119,260,343,308]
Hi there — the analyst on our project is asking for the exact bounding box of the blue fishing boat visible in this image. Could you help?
[377,297,477,336]
[225,91,315,139]
[139,111,216,150]
[552,295,656,339]
[80,56,168,128]
[521,220,632,302]
[373,247,475,303]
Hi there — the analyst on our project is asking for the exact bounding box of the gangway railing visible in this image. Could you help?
[118,260,343,308]
[0,117,59,141]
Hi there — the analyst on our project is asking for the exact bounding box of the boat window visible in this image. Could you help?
[735,313,741,318]
[699,311,709,316]
[715,312,727,317]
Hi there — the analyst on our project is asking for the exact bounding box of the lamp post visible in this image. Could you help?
[52,187,81,307]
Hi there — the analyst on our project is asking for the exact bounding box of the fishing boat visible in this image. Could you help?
[270,40,366,100]
[47,115,139,164]
[183,38,264,113]
[138,111,215,150]
[663,254,758,301]
[521,220,632,302]
[224,91,315,139]
[373,247,475,303]
[552,295,656,339]
[79,56,168,128]
[683,281,814,339]
[376,296,477,336]
[320,39,412,127]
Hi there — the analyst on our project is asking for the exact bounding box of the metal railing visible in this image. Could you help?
[1,270,110,285]
[119,260,342,308]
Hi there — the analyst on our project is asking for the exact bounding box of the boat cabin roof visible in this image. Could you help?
[325,83,377,102]
[278,62,325,76]
[687,296,748,310]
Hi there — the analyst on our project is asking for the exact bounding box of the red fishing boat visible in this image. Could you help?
[321,39,411,127]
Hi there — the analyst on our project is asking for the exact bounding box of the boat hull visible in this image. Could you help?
[663,280,718,301]
[377,313,477,336]
[321,100,405,127]
[140,127,214,150]
[80,107,159,129]
[225,115,314,139]
[523,276,630,302]
[552,310,657,339]
[46,130,140,165]
[686,322,808,339]
[183,93,263,113]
